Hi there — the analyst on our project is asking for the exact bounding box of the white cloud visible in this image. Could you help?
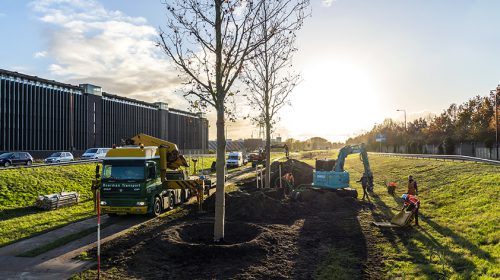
[321,0,336,7]
[29,0,185,107]
[34,51,48,58]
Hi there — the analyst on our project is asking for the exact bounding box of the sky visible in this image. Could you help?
[1,0,500,142]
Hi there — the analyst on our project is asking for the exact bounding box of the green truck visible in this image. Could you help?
[94,134,210,216]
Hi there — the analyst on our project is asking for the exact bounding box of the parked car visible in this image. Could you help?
[0,152,34,167]
[44,152,74,163]
[81,148,111,160]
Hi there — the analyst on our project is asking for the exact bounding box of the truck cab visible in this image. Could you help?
[99,146,190,216]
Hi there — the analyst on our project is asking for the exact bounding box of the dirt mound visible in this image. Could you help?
[270,159,313,187]
[204,189,295,222]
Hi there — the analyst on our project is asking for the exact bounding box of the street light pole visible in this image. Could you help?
[397,109,407,153]
[495,86,499,160]
[397,109,407,131]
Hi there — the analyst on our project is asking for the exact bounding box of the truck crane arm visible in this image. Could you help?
[125,133,188,170]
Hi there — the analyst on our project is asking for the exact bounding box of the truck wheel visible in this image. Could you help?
[167,193,175,210]
[4,162,10,167]
[26,160,32,166]
[162,193,174,211]
[151,197,162,217]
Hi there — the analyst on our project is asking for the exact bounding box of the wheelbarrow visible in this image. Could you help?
[386,181,397,195]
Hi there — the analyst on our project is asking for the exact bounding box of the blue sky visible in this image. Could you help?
[1,0,500,141]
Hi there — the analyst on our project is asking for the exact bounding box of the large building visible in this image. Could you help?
[0,69,208,156]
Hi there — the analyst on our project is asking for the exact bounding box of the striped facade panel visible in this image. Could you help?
[0,69,209,156]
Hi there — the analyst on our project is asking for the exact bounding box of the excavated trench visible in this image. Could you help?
[162,221,267,256]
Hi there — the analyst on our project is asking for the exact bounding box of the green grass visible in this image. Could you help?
[344,155,500,279]
[0,164,97,247]
[316,247,363,279]
[183,156,215,175]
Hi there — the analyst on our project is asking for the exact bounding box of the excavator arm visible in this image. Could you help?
[335,144,371,174]
[125,133,188,170]
[334,144,373,190]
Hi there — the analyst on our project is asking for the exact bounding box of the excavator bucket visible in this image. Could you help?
[390,210,414,226]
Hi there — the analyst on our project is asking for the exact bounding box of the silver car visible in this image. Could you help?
[44,152,74,163]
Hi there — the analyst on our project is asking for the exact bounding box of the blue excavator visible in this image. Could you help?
[312,144,373,198]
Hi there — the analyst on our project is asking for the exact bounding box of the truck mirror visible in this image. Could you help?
[148,167,156,179]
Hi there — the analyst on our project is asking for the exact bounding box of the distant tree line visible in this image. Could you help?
[346,93,499,154]
[284,137,344,151]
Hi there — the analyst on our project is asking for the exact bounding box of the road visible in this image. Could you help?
[0,167,253,280]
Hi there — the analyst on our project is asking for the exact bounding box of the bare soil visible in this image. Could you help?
[269,159,314,187]
[80,160,386,279]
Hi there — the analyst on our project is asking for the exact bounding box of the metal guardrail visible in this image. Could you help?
[0,159,101,170]
[372,152,500,166]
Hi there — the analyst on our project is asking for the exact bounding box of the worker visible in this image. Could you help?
[282,172,295,187]
[195,184,204,212]
[357,174,369,200]
[407,175,418,195]
[284,144,290,159]
[401,193,420,226]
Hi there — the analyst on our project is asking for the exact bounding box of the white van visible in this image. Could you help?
[81,148,111,160]
[226,152,244,168]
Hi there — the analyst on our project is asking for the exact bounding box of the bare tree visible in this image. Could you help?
[158,0,297,241]
[243,0,309,188]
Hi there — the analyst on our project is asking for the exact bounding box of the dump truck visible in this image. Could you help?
[93,134,211,216]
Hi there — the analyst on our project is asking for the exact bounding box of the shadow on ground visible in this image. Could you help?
[369,192,484,278]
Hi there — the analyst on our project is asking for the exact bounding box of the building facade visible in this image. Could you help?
[0,69,208,156]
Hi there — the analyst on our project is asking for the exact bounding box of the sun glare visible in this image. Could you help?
[282,59,383,141]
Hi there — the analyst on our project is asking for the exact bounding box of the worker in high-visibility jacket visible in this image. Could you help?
[401,193,420,226]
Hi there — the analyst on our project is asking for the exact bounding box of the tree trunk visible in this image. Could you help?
[264,120,271,188]
[214,106,226,241]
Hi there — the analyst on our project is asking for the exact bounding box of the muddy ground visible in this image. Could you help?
[81,160,387,279]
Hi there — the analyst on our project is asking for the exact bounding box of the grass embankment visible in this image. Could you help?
[290,150,498,278]
[344,155,499,279]
[183,155,215,175]
[0,164,96,247]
